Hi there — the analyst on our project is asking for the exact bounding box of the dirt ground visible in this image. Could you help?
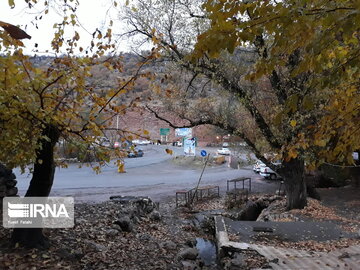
[317,186,360,221]
[0,187,359,270]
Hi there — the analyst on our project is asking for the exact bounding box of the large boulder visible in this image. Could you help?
[160,241,177,250]
[110,195,157,215]
[177,248,198,260]
[150,210,161,221]
[114,216,133,232]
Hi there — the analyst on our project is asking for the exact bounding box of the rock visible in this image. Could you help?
[199,216,215,233]
[150,224,158,230]
[84,240,107,252]
[150,210,161,221]
[177,248,198,260]
[231,253,246,268]
[110,195,157,215]
[105,229,119,237]
[160,241,177,250]
[132,216,140,224]
[137,233,151,241]
[112,224,122,231]
[223,254,246,270]
[136,197,157,214]
[114,216,133,232]
[181,260,199,270]
[185,239,197,248]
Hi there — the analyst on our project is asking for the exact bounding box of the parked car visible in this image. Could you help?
[217,147,231,155]
[90,136,111,149]
[253,161,266,173]
[172,141,183,147]
[132,139,151,145]
[127,148,144,158]
[259,161,282,180]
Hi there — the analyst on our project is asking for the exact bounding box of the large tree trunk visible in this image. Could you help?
[11,125,60,248]
[279,158,307,210]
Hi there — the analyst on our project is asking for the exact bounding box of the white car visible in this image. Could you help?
[253,161,266,173]
[217,147,231,155]
[132,139,151,145]
[259,161,281,180]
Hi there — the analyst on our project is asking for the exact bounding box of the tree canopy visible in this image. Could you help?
[193,0,360,167]
[1,0,155,247]
[123,0,360,209]
[0,0,150,172]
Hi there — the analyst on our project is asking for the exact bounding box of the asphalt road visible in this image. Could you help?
[14,145,279,202]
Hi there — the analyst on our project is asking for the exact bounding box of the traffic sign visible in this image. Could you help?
[200,150,207,157]
[160,128,170,136]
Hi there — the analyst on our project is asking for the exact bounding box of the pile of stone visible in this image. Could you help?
[108,195,161,233]
[224,195,284,221]
[0,163,19,209]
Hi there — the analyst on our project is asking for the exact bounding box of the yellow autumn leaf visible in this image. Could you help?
[288,148,298,159]
[8,0,15,8]
[290,120,297,127]
[315,140,327,147]
[117,163,125,173]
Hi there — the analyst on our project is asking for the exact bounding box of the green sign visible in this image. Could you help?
[160,128,170,136]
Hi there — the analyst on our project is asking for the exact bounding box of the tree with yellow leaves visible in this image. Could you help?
[1,0,147,248]
[124,0,359,210]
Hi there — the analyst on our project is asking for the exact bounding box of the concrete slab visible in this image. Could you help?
[214,216,360,270]
[224,218,356,243]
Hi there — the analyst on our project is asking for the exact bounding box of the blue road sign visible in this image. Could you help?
[200,150,207,157]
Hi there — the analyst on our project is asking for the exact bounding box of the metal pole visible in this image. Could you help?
[189,154,210,206]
